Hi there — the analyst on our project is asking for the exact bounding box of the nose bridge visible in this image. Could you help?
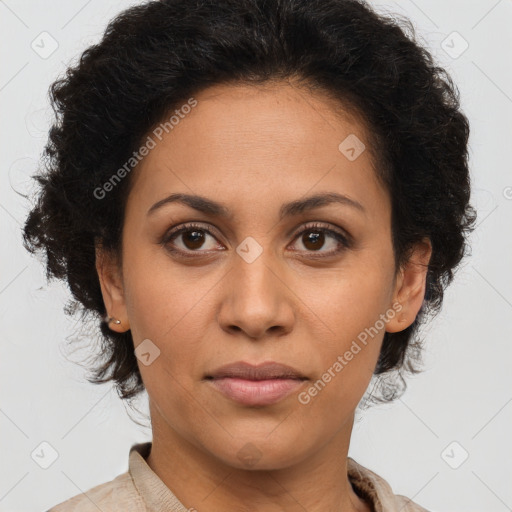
[233,236,279,307]
[218,236,294,338]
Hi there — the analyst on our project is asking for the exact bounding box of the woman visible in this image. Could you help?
[23,0,476,510]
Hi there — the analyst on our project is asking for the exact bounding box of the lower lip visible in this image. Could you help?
[207,377,305,406]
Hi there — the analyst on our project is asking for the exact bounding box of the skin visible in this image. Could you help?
[96,81,431,512]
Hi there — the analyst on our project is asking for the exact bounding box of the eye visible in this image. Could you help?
[161,221,351,258]
[288,222,351,258]
[161,222,223,256]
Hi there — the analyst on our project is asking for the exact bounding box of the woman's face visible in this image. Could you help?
[98,81,429,470]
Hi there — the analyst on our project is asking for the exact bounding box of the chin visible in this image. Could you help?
[206,433,310,471]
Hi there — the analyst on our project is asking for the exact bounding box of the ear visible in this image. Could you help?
[95,239,130,332]
[385,237,432,333]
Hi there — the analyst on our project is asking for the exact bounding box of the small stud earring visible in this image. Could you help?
[106,315,121,325]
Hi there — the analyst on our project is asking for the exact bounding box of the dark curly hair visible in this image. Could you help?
[22,0,476,406]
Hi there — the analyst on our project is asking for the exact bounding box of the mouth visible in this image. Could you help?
[205,360,307,381]
[204,361,307,406]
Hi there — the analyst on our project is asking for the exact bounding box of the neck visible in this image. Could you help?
[145,402,372,512]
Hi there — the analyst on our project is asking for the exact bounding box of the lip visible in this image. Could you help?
[206,361,306,380]
[205,361,307,406]
[207,377,305,406]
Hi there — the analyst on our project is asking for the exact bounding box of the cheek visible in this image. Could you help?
[295,285,387,421]
[293,263,392,389]
[296,261,392,338]
[122,257,219,397]
[122,245,212,343]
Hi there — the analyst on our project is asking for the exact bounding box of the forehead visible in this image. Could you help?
[165,81,369,155]
[127,81,387,220]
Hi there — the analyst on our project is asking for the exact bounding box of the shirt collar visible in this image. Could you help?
[129,442,190,512]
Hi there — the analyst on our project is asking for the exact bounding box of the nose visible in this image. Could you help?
[216,247,295,340]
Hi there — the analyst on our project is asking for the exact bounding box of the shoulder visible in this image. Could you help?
[46,470,146,512]
[347,457,431,512]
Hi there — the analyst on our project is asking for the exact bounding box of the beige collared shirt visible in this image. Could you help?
[47,442,429,512]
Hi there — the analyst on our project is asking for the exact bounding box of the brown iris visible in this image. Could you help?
[302,230,324,251]
[182,230,206,250]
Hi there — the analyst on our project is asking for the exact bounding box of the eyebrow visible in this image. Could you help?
[147,191,366,219]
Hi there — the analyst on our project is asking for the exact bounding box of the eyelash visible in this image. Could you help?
[161,221,351,259]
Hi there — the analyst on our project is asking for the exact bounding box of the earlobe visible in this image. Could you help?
[385,238,432,333]
[95,241,130,332]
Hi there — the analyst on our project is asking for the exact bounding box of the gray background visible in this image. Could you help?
[1,0,511,511]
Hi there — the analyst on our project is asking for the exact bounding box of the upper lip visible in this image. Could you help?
[206,361,306,381]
